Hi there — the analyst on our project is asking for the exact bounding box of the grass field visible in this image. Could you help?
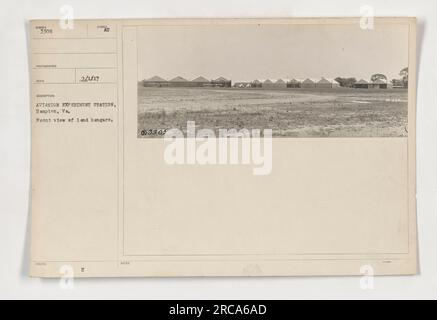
[137,86,408,138]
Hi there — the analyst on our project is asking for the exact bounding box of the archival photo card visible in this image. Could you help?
[30,18,417,277]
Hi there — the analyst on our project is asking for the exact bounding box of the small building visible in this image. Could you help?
[354,79,370,89]
[143,75,169,87]
[316,77,341,89]
[251,79,262,88]
[391,79,405,89]
[211,77,232,87]
[261,79,287,89]
[369,79,388,89]
[191,76,210,87]
[301,78,318,89]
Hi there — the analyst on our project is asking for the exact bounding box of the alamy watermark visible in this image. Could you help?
[163,121,273,176]
[59,5,74,30]
[59,264,75,290]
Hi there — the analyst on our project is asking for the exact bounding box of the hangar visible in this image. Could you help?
[169,76,190,87]
[211,77,232,87]
[316,77,341,89]
[191,76,211,87]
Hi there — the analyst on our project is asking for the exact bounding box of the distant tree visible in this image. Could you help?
[400,67,408,79]
[335,77,357,88]
[371,74,387,82]
[400,67,408,88]
[346,77,357,87]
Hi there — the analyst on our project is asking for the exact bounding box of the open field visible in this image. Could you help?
[137,86,408,138]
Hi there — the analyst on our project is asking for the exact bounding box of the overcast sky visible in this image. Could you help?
[137,23,409,83]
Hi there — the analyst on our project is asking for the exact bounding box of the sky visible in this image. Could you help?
[137,23,409,83]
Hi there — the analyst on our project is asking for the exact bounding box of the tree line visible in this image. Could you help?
[334,67,408,88]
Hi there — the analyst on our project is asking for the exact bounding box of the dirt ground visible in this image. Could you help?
[137,86,408,138]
